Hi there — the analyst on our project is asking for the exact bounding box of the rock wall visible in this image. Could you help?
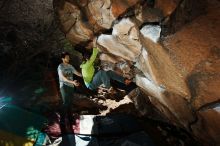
[0,0,61,78]
[0,0,64,100]
[54,0,220,145]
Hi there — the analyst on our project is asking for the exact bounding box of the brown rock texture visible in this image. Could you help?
[134,2,163,23]
[163,0,220,145]
[155,0,179,17]
[192,109,220,145]
[54,0,94,44]
[55,0,220,145]
[111,0,140,18]
[54,0,143,46]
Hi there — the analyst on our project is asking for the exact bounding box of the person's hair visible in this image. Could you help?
[82,52,91,61]
[61,51,70,59]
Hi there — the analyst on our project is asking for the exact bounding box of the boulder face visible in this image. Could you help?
[98,18,142,61]
[55,0,220,145]
[54,0,94,44]
[53,0,143,46]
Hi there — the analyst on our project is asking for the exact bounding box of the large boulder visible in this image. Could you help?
[191,109,220,145]
[55,0,220,145]
[98,18,142,61]
[54,0,93,44]
[163,1,220,144]
[54,0,142,46]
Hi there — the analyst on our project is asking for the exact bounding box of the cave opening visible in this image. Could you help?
[0,0,219,146]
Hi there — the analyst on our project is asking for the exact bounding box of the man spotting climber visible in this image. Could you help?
[58,51,107,118]
[80,47,132,92]
[57,51,82,133]
[58,52,82,106]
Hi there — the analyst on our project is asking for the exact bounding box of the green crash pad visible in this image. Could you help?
[0,97,47,145]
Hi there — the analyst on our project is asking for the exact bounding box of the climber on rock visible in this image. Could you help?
[57,51,107,124]
[80,47,132,93]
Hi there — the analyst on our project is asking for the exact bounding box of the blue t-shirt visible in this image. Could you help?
[57,63,77,88]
